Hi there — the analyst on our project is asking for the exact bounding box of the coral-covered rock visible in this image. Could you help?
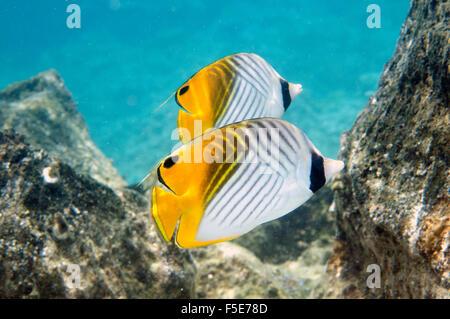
[322,0,449,298]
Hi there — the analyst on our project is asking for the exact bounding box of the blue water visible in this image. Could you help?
[0,0,410,183]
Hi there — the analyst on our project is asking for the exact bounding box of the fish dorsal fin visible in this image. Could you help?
[152,90,177,113]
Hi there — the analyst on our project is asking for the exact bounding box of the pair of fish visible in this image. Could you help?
[139,53,344,248]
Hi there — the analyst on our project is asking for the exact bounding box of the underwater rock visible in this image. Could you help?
[0,130,196,298]
[322,0,449,298]
[192,243,288,299]
[192,239,333,299]
[0,70,126,189]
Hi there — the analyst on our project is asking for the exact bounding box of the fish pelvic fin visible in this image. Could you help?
[174,207,239,248]
[135,164,160,194]
[151,187,184,242]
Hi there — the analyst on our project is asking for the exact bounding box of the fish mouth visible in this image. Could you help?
[157,165,176,194]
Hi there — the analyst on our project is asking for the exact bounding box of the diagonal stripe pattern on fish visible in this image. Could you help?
[139,118,343,248]
[175,53,303,143]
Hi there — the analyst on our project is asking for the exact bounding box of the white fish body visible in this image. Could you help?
[194,119,343,242]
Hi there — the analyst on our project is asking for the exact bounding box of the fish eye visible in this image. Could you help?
[179,85,189,95]
[163,155,179,169]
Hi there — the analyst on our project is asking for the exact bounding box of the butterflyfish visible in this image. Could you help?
[174,53,303,143]
[138,118,344,248]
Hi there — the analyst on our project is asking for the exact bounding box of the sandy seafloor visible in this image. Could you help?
[0,0,411,183]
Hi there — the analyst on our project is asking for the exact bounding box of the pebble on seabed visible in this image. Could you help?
[42,166,58,183]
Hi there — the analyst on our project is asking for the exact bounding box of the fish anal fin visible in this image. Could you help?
[175,207,238,248]
[176,235,238,249]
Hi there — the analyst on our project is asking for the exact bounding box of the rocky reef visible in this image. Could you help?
[320,0,449,298]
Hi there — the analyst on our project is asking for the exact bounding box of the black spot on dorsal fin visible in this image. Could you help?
[280,79,291,111]
[309,152,325,193]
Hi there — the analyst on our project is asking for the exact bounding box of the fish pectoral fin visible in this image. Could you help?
[137,164,160,194]
[150,187,184,242]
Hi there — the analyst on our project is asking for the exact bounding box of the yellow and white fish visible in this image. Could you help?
[138,118,343,248]
[174,53,303,143]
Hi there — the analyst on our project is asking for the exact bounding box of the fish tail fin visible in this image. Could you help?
[288,82,303,100]
[150,187,184,242]
[324,158,344,182]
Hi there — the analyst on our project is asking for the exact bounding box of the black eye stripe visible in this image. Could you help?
[157,165,175,194]
[163,155,179,169]
[179,85,189,95]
